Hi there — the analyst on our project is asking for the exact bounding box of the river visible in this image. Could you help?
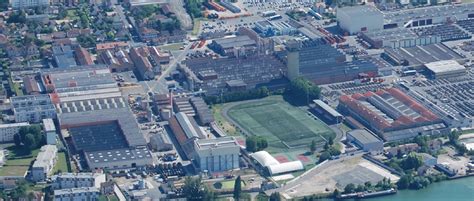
[321,177,474,201]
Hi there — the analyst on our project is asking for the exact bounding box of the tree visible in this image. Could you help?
[245,136,268,152]
[13,134,21,147]
[182,176,214,201]
[344,183,356,193]
[245,137,257,152]
[397,174,411,189]
[319,151,331,163]
[355,184,366,192]
[24,134,36,150]
[401,153,423,170]
[233,176,242,200]
[269,192,281,201]
[310,140,317,153]
[328,136,334,145]
[284,77,321,105]
[333,189,341,199]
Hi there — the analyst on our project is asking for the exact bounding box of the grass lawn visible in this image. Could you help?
[192,18,206,36]
[53,152,70,173]
[66,9,79,20]
[212,104,239,136]
[227,96,335,150]
[0,146,40,176]
[160,43,185,51]
[215,180,246,190]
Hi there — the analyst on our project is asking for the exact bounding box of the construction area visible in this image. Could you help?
[275,155,400,199]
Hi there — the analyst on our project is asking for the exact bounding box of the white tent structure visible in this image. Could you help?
[250,151,304,175]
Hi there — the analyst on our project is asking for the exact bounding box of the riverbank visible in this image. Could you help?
[319,176,474,201]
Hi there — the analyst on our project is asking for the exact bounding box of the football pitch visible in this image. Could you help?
[227,98,335,150]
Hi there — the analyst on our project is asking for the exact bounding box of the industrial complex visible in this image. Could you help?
[2,0,474,200]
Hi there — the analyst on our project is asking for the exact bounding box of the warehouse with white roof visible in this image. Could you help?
[424,60,466,79]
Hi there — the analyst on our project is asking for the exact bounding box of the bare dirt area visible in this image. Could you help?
[275,155,400,199]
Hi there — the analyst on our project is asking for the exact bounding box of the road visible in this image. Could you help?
[143,42,193,95]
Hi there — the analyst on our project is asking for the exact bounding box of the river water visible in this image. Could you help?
[321,177,474,201]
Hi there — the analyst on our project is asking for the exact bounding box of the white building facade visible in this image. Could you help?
[31,145,58,182]
[0,122,30,142]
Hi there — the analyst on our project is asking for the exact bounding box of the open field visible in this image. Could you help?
[226,97,335,150]
[0,146,40,176]
[53,152,70,173]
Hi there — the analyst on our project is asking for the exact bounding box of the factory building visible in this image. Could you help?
[31,145,58,182]
[0,122,30,142]
[312,100,343,124]
[337,5,384,34]
[193,137,240,172]
[181,55,285,95]
[339,88,448,142]
[383,3,474,29]
[85,147,153,170]
[346,129,383,154]
[208,35,257,57]
[359,28,441,49]
[424,60,467,79]
[286,39,378,84]
[169,112,206,159]
[149,134,173,152]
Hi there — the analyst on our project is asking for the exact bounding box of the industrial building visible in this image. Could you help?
[168,112,206,159]
[149,134,173,152]
[54,187,100,201]
[0,122,30,142]
[11,94,57,123]
[346,129,383,154]
[52,173,106,190]
[311,100,343,124]
[250,151,303,176]
[339,88,448,142]
[254,20,298,36]
[337,3,474,35]
[31,145,58,182]
[41,65,120,102]
[190,97,214,125]
[359,28,441,49]
[85,147,152,170]
[383,44,464,67]
[337,5,384,34]
[43,118,57,145]
[383,3,474,29]
[286,39,378,84]
[193,137,240,172]
[52,45,78,68]
[181,55,286,95]
[424,60,467,79]
[208,35,257,57]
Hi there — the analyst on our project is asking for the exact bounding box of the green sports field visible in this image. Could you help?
[227,97,335,150]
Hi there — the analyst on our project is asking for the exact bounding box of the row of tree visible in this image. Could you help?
[283,77,321,106]
[184,0,203,19]
[318,137,340,163]
[245,136,268,153]
[204,87,271,105]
